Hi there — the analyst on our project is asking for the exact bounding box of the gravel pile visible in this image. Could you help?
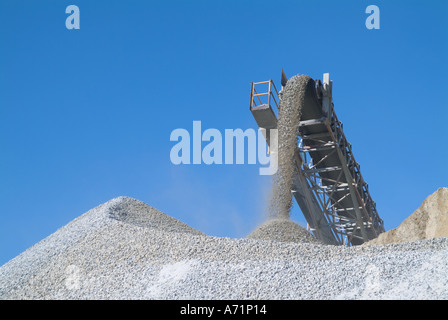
[106,196,204,235]
[247,218,321,244]
[1,196,447,300]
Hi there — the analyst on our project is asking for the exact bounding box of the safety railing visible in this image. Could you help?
[250,80,279,110]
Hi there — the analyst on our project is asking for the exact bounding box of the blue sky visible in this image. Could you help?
[1,0,447,265]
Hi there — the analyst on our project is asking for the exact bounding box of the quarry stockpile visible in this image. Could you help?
[247,218,321,244]
[268,75,312,219]
[366,188,448,245]
[1,194,448,300]
[1,70,447,299]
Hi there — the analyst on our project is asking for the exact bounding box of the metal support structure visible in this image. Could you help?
[249,72,385,246]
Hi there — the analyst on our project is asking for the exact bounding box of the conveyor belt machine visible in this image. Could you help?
[249,71,385,245]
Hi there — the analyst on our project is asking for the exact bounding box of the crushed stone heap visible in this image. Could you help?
[246,218,321,244]
[1,194,448,300]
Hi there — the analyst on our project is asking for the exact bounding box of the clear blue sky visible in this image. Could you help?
[1,0,447,265]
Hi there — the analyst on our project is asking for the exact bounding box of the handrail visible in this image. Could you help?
[250,79,280,110]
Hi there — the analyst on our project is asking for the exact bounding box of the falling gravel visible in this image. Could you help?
[257,75,319,245]
[268,74,313,219]
[1,196,447,300]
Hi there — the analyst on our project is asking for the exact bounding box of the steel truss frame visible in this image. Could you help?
[295,75,384,245]
[250,73,384,245]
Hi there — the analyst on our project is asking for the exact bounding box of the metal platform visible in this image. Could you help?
[250,73,385,246]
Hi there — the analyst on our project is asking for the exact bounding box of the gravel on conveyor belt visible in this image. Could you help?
[1,196,447,300]
[268,74,312,219]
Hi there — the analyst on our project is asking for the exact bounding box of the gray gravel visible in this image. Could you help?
[269,74,311,219]
[247,218,321,245]
[1,196,447,300]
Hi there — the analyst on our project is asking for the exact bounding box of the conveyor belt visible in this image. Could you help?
[250,74,384,245]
